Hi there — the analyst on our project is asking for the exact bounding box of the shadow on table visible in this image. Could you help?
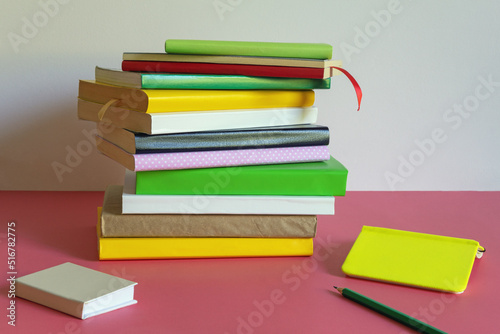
[13,191,103,262]
[315,238,355,278]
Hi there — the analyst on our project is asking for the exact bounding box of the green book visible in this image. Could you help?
[164,39,333,60]
[95,67,330,90]
[135,157,348,196]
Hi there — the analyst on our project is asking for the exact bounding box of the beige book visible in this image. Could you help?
[15,263,137,319]
[123,52,341,69]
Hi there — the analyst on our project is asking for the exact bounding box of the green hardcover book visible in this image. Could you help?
[95,67,331,90]
[135,157,348,196]
[164,39,333,60]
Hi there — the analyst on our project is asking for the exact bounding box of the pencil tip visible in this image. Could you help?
[333,286,338,289]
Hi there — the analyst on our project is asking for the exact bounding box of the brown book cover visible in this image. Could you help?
[101,185,317,238]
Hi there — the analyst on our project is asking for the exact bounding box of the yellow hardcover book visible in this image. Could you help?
[97,208,313,259]
[78,80,315,113]
[342,226,485,293]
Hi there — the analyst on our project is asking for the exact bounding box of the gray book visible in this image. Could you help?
[15,262,137,319]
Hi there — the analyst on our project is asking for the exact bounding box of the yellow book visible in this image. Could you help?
[97,208,313,259]
[342,226,485,293]
[78,80,314,113]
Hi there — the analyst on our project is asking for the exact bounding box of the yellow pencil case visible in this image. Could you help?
[342,226,485,293]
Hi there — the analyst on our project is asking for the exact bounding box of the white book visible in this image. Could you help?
[122,170,335,215]
[78,98,318,135]
[15,263,137,319]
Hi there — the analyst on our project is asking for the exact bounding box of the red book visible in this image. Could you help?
[121,60,333,79]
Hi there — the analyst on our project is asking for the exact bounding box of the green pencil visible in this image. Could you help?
[333,286,447,334]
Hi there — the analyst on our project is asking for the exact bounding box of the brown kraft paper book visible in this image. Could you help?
[101,185,317,238]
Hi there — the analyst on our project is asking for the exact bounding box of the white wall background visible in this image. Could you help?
[1,0,499,191]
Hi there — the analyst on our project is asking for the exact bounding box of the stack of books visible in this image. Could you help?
[77,39,350,260]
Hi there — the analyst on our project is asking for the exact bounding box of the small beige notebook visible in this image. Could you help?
[16,262,137,319]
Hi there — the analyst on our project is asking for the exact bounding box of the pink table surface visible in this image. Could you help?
[1,191,499,334]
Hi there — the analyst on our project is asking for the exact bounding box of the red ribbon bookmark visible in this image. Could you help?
[331,66,362,111]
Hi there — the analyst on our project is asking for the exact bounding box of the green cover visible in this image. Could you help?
[135,157,348,196]
[164,39,333,60]
[142,74,330,89]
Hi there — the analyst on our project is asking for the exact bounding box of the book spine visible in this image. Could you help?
[124,197,335,215]
[133,125,330,152]
[164,39,333,59]
[141,73,331,89]
[123,52,337,68]
[98,236,314,259]
[132,146,330,171]
[122,61,328,79]
[145,88,315,113]
[122,192,336,215]
[101,213,317,238]
[145,106,318,135]
[134,157,348,196]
